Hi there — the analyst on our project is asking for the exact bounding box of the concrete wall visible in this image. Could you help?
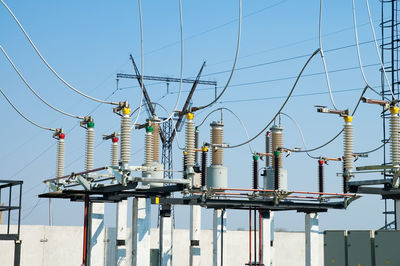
[0,225,322,266]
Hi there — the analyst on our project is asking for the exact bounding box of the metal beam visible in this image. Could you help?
[116,73,217,86]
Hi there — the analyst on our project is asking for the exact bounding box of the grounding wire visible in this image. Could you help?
[155,0,184,125]
[280,112,319,159]
[365,0,394,100]
[225,49,320,149]
[132,0,146,125]
[192,0,242,112]
[0,88,55,132]
[355,140,388,155]
[0,0,118,105]
[319,0,338,110]
[196,107,254,153]
[0,46,84,119]
[351,0,393,101]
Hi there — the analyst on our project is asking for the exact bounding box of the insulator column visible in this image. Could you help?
[343,116,354,180]
[271,125,283,169]
[111,136,119,167]
[85,120,95,171]
[56,131,66,178]
[185,113,195,168]
[145,126,153,168]
[266,131,272,168]
[183,151,187,179]
[120,107,131,168]
[318,160,324,193]
[390,107,400,167]
[211,121,224,165]
[152,122,160,163]
[253,155,259,189]
[201,147,208,187]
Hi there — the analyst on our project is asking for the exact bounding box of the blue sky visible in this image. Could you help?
[0,0,393,231]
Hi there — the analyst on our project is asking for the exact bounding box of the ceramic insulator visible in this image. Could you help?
[111,142,118,167]
[145,131,153,166]
[120,114,131,165]
[152,123,160,163]
[185,118,195,167]
[210,121,224,165]
[56,138,65,177]
[85,127,95,171]
[391,113,400,166]
[343,122,354,174]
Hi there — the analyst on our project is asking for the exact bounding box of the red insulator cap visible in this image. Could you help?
[59,133,66,139]
[318,160,324,165]
[266,131,271,136]
[112,137,119,143]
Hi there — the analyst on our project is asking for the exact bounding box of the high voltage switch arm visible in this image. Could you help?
[0,0,118,106]
[170,61,206,143]
[0,46,83,120]
[0,88,56,132]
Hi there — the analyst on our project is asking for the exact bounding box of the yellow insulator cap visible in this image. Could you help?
[122,107,131,115]
[202,146,208,152]
[344,116,353,123]
[390,106,400,114]
[183,151,188,155]
[186,112,194,120]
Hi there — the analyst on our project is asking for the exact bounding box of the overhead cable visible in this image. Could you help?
[192,0,242,112]
[319,0,338,110]
[226,49,320,149]
[156,0,184,124]
[0,88,55,132]
[365,0,394,99]
[132,0,146,125]
[0,46,83,119]
[0,0,118,105]
[351,0,394,100]
[197,107,253,153]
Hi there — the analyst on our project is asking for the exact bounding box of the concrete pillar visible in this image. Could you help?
[190,205,201,266]
[90,203,105,266]
[213,209,227,266]
[116,200,128,266]
[159,205,173,266]
[305,213,321,266]
[132,198,151,266]
[261,211,274,266]
[395,200,400,229]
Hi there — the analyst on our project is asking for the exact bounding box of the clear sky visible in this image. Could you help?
[0,0,393,232]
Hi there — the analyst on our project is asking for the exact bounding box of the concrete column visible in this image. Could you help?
[213,209,227,266]
[190,205,201,266]
[261,211,274,266]
[305,213,321,266]
[159,205,173,266]
[132,198,151,266]
[395,200,400,229]
[90,203,105,266]
[116,200,128,266]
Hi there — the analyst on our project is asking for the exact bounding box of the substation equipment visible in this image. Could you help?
[39,101,358,266]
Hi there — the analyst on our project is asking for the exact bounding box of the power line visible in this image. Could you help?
[0,0,118,105]
[0,45,84,119]
[0,88,55,132]
[192,0,242,112]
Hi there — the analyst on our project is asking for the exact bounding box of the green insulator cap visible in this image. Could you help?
[274,150,280,156]
[195,126,199,131]
[87,122,95,128]
[253,155,259,161]
[146,126,153,132]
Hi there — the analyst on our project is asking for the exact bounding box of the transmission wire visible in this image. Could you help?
[0,46,84,119]
[0,0,118,105]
